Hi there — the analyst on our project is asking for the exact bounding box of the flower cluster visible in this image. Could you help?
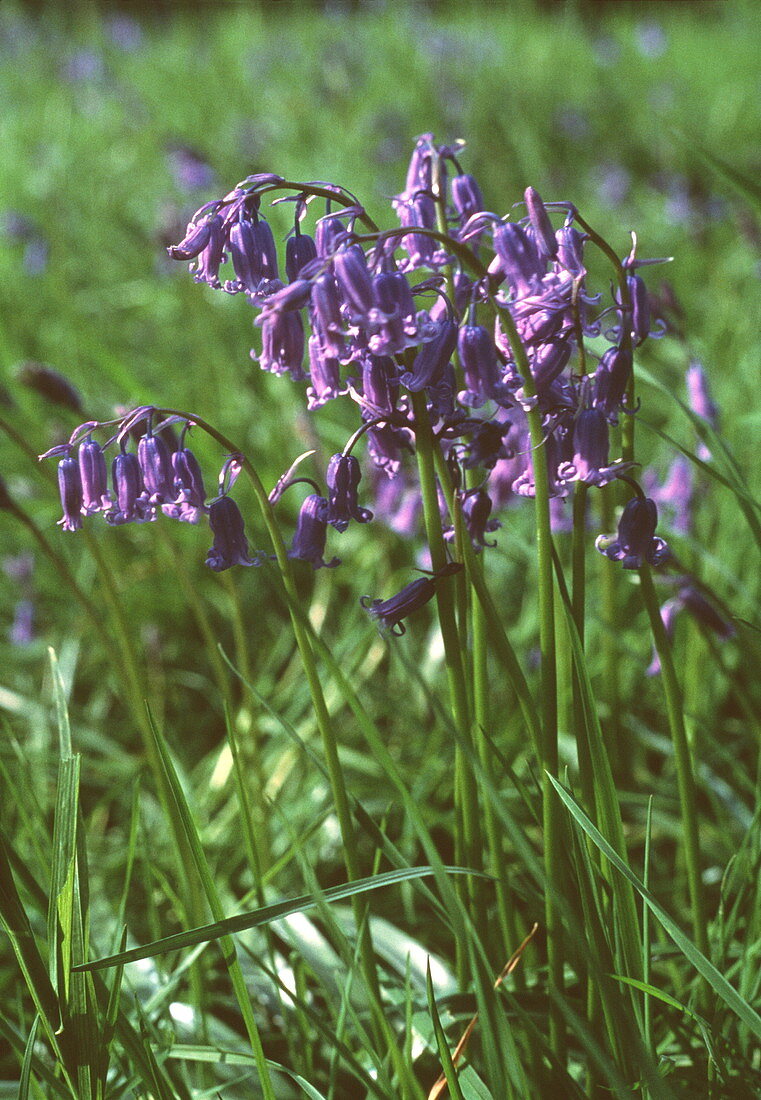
[167,134,666,532]
[42,135,675,635]
[40,408,266,572]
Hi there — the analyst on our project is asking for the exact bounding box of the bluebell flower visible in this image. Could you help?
[445,489,500,550]
[360,563,462,635]
[367,270,418,356]
[557,407,632,487]
[686,360,718,460]
[451,174,485,224]
[361,354,400,415]
[592,344,633,423]
[554,224,586,278]
[78,436,112,513]
[625,273,651,346]
[57,455,83,532]
[190,214,226,288]
[524,186,558,261]
[288,494,340,569]
[595,497,669,570]
[205,496,258,571]
[167,216,213,260]
[306,335,345,409]
[162,447,207,524]
[686,361,718,427]
[333,245,374,320]
[400,319,458,393]
[325,454,373,532]
[138,429,174,502]
[227,216,260,293]
[492,222,544,297]
[257,310,306,380]
[457,323,502,408]
[106,451,153,525]
[310,271,346,359]
[286,231,317,282]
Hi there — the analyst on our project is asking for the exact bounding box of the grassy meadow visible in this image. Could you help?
[1,1,760,1097]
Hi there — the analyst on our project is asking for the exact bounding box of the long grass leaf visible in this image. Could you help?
[18,1013,40,1100]
[75,865,486,973]
[549,776,761,1041]
[427,960,466,1100]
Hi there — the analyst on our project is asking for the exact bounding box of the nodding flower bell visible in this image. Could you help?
[524,186,558,261]
[558,407,632,487]
[333,244,374,320]
[138,428,174,502]
[167,216,214,261]
[288,494,340,569]
[449,488,500,550]
[78,436,112,513]
[162,446,207,524]
[492,222,544,296]
[257,310,306,380]
[592,344,633,423]
[57,455,83,531]
[107,450,152,525]
[285,231,318,283]
[595,496,669,570]
[205,495,259,571]
[451,173,485,224]
[325,453,373,532]
[360,562,462,635]
[458,322,502,408]
[190,213,226,288]
[306,335,345,410]
[400,319,458,393]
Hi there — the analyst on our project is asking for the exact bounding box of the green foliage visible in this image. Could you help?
[1,1,760,1097]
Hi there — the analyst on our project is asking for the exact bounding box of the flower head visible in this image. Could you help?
[360,563,462,635]
[325,453,373,532]
[288,494,340,569]
[595,496,669,570]
[205,495,259,571]
[106,451,153,525]
[57,455,83,532]
[162,446,207,524]
[78,436,112,513]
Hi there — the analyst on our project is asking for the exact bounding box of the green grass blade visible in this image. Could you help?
[75,864,486,972]
[427,958,466,1100]
[0,1012,69,1099]
[549,775,761,1041]
[18,1013,41,1100]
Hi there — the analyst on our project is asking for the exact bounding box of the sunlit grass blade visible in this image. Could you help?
[164,1045,330,1099]
[18,1013,40,1100]
[76,865,487,972]
[549,775,761,1041]
[611,975,720,1070]
[427,959,466,1100]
